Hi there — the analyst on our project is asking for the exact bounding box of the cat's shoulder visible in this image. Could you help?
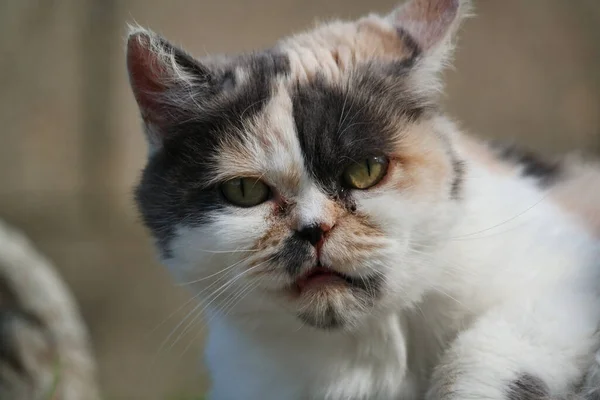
[457,133,600,238]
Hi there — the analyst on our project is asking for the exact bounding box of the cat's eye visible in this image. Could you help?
[221,178,270,207]
[342,156,389,190]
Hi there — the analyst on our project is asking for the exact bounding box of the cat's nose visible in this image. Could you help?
[295,223,332,247]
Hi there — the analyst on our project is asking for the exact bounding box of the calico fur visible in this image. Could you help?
[126,0,600,399]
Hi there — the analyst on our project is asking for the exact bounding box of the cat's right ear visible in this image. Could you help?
[384,0,472,94]
[126,26,213,151]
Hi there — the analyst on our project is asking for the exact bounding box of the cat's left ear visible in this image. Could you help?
[385,0,472,89]
[126,26,218,151]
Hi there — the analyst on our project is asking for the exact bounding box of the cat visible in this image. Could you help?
[126,0,600,398]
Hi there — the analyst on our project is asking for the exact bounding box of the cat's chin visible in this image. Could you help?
[283,265,382,330]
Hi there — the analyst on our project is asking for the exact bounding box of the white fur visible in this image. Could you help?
[165,119,600,400]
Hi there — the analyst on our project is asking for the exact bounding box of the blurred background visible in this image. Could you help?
[0,0,599,399]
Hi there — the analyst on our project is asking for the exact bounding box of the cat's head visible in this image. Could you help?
[127,0,470,330]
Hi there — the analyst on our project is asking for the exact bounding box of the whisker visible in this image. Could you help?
[153,260,257,356]
[176,258,246,286]
[170,272,253,348]
[144,290,201,340]
[239,97,268,121]
[193,248,259,254]
[178,279,260,359]
[169,259,273,349]
[404,241,480,279]
[450,219,533,242]
[178,268,272,359]
[336,78,354,140]
[337,121,374,140]
[448,193,549,240]
[217,279,261,321]
[151,300,204,364]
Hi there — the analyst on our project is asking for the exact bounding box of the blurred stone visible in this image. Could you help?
[0,220,99,400]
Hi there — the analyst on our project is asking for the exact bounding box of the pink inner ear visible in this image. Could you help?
[392,0,460,51]
[127,33,169,122]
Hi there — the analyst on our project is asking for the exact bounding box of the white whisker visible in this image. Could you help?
[176,258,246,286]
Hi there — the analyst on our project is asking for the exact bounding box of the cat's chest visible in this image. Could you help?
[305,329,414,399]
[207,315,424,399]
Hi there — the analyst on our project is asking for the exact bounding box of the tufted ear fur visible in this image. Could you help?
[126,26,217,151]
[390,0,469,52]
[386,0,472,93]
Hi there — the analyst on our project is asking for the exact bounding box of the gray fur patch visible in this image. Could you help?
[134,51,290,256]
[492,142,562,187]
[507,374,549,400]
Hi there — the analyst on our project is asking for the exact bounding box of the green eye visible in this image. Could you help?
[221,178,270,207]
[342,156,389,190]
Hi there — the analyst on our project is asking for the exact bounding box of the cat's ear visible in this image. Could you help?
[126,26,214,150]
[385,0,472,89]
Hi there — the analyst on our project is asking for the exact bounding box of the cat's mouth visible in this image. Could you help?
[288,263,382,329]
[294,264,357,292]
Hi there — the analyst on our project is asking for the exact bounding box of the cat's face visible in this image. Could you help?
[128,0,468,330]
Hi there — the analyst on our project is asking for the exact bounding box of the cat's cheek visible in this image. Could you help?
[255,273,292,291]
[158,227,230,285]
[355,193,417,235]
[160,209,271,280]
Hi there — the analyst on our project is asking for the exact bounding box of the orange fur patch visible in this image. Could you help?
[389,120,454,199]
[549,158,600,238]
[279,16,416,85]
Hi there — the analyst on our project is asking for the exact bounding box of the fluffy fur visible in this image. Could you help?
[126,0,600,399]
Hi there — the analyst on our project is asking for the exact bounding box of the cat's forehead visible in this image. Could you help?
[210,82,306,195]
[217,16,418,87]
[208,67,414,196]
[274,16,419,84]
[200,25,425,189]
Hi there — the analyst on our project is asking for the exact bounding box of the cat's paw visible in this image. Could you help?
[426,292,600,400]
[429,370,600,400]
[424,321,586,400]
[425,358,504,400]
[427,366,550,400]
[425,335,598,400]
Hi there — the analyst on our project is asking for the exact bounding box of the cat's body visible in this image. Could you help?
[205,134,600,400]
[126,0,600,398]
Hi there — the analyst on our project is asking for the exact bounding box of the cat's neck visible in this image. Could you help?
[433,132,591,311]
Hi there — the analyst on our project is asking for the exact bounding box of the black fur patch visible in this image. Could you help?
[450,158,466,199]
[135,52,290,255]
[291,64,429,207]
[396,27,422,61]
[586,392,600,400]
[494,143,562,187]
[273,235,313,277]
[506,374,549,400]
